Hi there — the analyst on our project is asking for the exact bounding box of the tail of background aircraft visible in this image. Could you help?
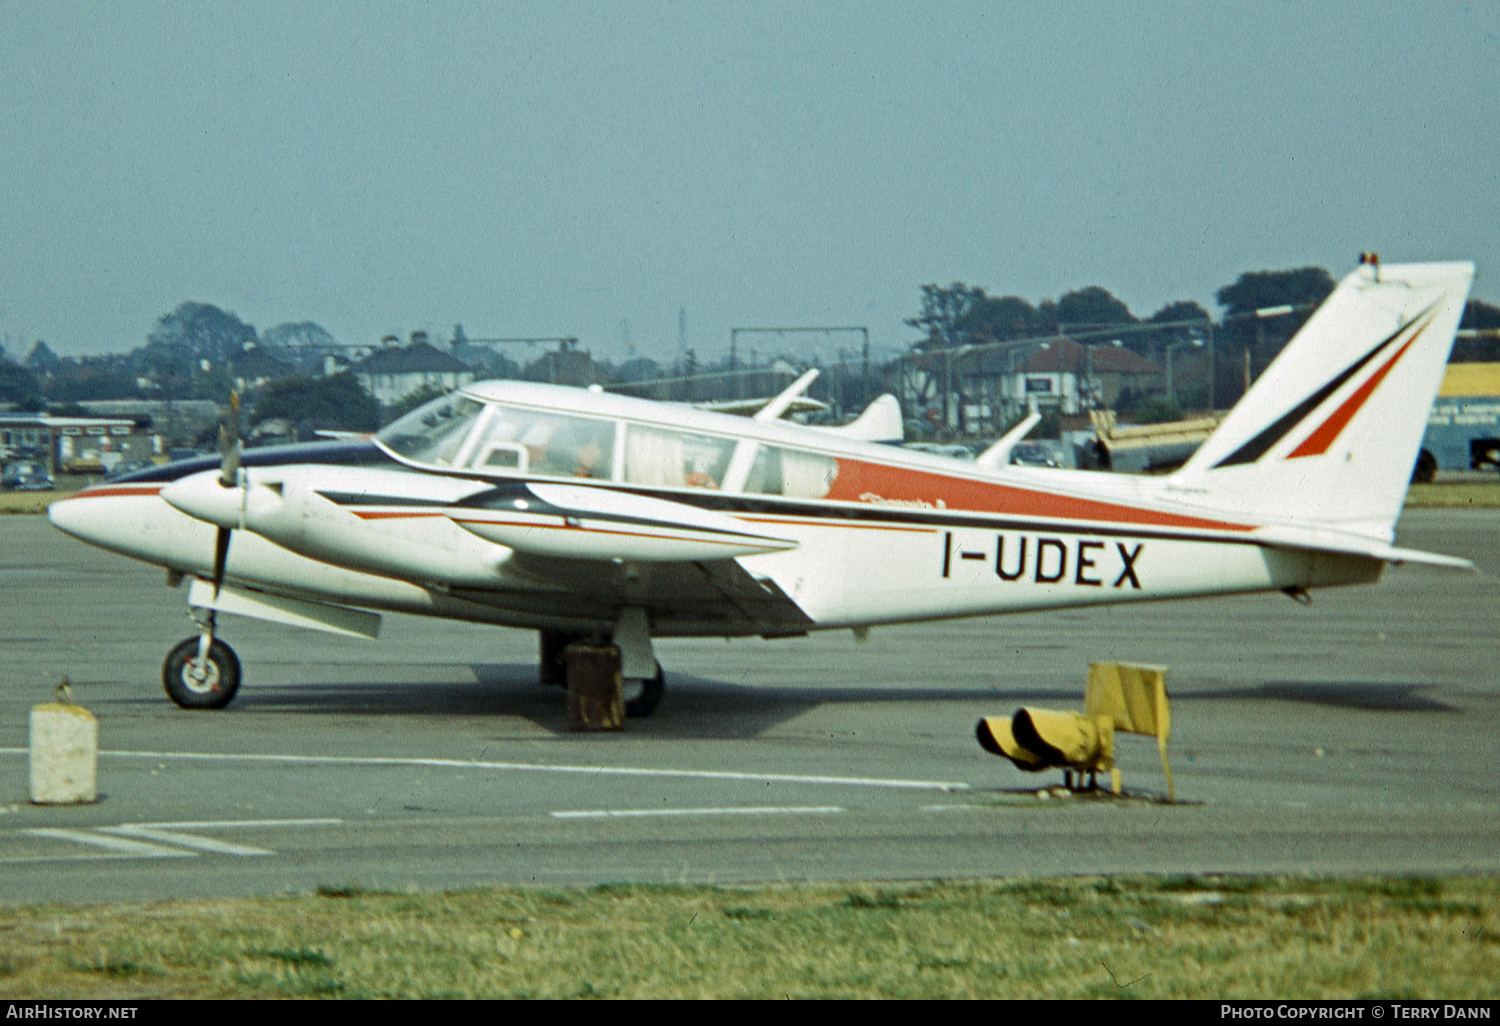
[1165,259,1474,542]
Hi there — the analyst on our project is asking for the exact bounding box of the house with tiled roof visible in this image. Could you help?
[350,340,476,405]
[230,346,293,393]
[1004,336,1161,415]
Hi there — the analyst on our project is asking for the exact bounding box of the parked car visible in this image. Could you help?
[104,459,156,481]
[1009,442,1061,468]
[1,460,55,491]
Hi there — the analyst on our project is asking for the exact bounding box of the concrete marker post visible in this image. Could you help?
[29,701,99,805]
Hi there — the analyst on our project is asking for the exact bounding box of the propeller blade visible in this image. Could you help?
[213,393,242,596]
[219,392,242,489]
[211,525,232,597]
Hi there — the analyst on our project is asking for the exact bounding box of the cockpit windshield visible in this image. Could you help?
[375,393,485,467]
[374,391,619,481]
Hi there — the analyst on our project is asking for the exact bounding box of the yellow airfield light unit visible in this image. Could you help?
[976,663,1174,800]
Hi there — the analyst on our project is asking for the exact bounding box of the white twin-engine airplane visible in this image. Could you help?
[49,259,1475,719]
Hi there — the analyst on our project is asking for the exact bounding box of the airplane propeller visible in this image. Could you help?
[210,392,244,597]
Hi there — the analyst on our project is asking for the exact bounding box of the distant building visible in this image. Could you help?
[1002,337,1161,416]
[349,340,476,406]
[78,400,222,448]
[0,413,156,474]
[1417,362,1500,479]
[230,346,293,393]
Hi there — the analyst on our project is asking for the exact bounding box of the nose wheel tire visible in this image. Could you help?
[623,662,665,718]
[163,637,242,710]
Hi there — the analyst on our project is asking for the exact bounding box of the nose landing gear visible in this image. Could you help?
[162,609,241,709]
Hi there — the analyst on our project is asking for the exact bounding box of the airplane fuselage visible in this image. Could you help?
[49,381,1382,641]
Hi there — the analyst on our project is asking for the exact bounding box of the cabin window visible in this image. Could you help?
[624,425,734,490]
[743,445,838,499]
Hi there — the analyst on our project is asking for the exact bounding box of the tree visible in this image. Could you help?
[0,358,42,409]
[959,294,1047,343]
[248,373,380,437]
[1139,300,1213,357]
[1055,286,1136,333]
[382,383,450,423]
[138,302,257,403]
[1147,300,1212,332]
[1215,267,1335,319]
[259,321,340,375]
[906,283,988,351]
[146,302,257,366]
[1215,267,1336,405]
[24,340,62,375]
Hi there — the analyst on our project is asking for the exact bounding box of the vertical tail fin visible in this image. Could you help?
[1167,260,1473,540]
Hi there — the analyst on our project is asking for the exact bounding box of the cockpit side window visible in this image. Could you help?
[376,396,617,480]
[466,406,616,480]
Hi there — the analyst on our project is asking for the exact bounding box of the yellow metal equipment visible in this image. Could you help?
[976,662,1174,800]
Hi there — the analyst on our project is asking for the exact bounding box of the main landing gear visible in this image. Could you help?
[622,662,665,719]
[162,608,241,710]
[539,626,665,719]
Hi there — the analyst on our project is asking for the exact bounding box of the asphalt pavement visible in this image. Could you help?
[1,509,1496,905]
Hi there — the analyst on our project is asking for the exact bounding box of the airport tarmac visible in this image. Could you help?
[1,509,1497,906]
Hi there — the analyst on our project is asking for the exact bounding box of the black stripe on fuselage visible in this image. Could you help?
[321,480,783,542]
[315,478,1252,547]
[104,440,394,484]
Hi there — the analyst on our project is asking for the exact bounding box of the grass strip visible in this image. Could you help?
[1404,481,1500,507]
[0,875,1496,999]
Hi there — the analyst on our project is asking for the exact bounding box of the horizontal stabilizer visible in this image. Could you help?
[1252,524,1476,570]
[977,410,1042,468]
[814,394,904,443]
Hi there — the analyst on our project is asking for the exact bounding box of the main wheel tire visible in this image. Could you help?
[623,662,665,718]
[539,630,586,687]
[162,637,241,710]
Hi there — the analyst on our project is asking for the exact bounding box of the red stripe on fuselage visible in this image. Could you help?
[66,485,164,500]
[351,510,447,520]
[823,459,1251,532]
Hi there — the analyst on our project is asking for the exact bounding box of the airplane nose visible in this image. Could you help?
[46,494,88,539]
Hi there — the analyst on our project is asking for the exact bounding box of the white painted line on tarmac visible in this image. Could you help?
[551,806,845,819]
[130,818,344,830]
[6,749,969,792]
[99,824,272,857]
[6,820,341,862]
[20,827,195,859]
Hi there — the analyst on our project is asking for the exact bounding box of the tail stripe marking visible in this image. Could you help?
[1286,315,1432,459]
[1212,304,1437,469]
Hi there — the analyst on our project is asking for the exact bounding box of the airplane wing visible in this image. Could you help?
[454,550,815,637]
[445,481,797,562]
[444,480,814,636]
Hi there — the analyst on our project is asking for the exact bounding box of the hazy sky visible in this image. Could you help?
[2,1,1496,365]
